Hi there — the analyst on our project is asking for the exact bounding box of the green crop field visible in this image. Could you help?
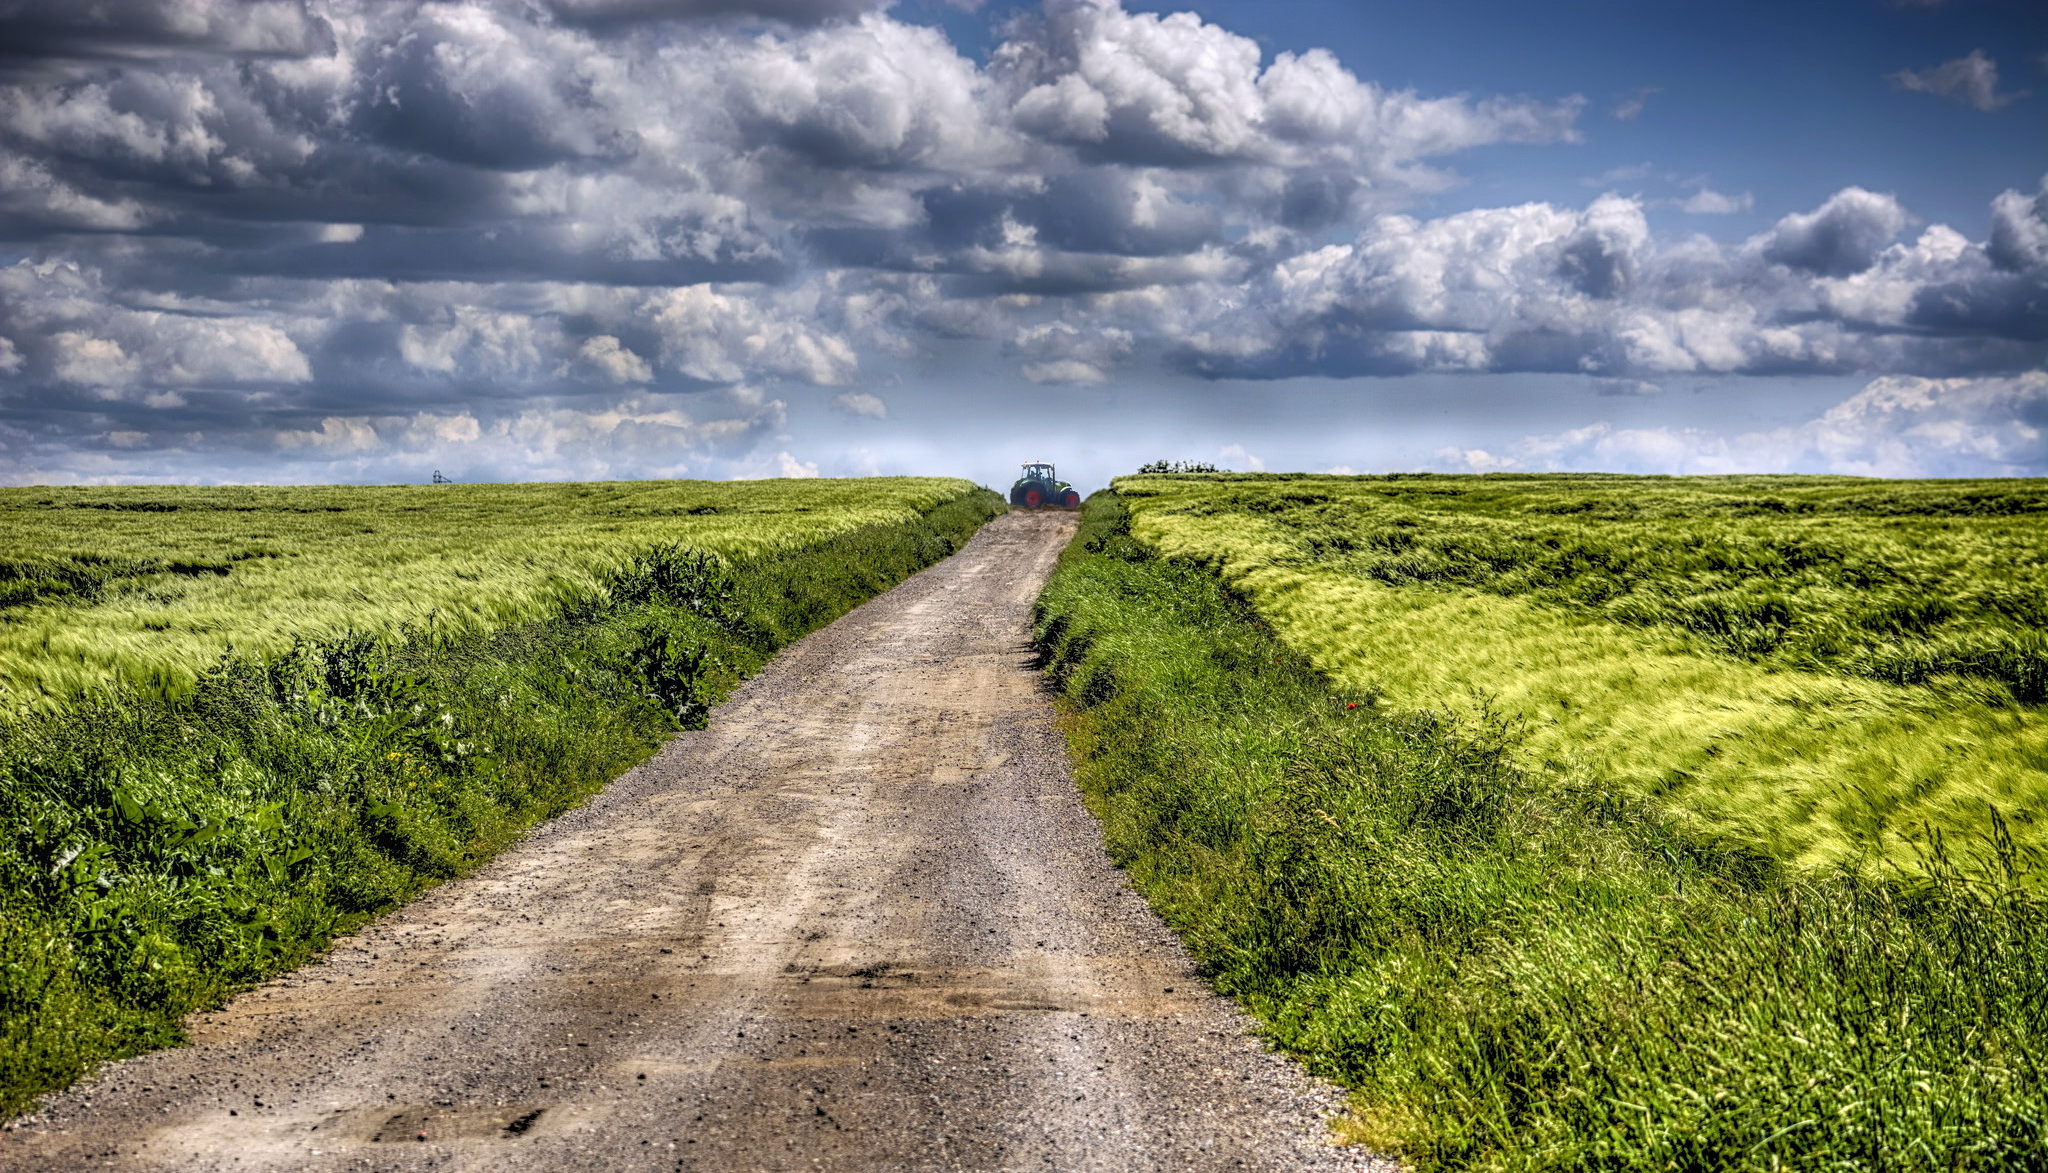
[0,478,974,714]
[1117,472,2048,874]
[0,479,1003,1115]
[1036,488,2045,1170]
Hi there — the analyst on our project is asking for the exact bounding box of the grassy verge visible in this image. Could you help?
[0,488,1004,1118]
[1036,491,2047,1171]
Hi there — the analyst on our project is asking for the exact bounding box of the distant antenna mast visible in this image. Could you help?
[431,470,454,484]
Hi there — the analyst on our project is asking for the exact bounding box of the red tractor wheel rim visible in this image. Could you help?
[1023,487,1044,508]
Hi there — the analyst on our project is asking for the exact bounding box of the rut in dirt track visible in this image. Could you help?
[5,509,1388,1172]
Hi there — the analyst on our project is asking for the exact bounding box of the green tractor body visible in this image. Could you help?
[1010,462,1081,510]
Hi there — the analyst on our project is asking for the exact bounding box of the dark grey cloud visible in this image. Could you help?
[1990,180,2048,271]
[0,1,332,73]
[1762,187,1908,277]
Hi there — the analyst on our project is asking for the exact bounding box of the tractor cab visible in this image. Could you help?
[1010,461,1081,510]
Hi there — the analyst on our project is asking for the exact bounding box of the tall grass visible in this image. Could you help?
[1119,473,2048,873]
[0,477,976,712]
[0,487,1005,1118]
[1037,491,2048,1171]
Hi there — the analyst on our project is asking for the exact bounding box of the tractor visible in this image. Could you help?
[1010,462,1081,509]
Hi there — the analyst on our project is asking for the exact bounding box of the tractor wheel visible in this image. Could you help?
[1061,490,1081,509]
[1021,486,1044,508]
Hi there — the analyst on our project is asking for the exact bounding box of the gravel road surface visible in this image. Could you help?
[6,510,1387,1172]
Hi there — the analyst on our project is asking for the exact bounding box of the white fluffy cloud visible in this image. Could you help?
[1480,372,2046,478]
[647,283,860,384]
[997,0,1578,218]
[772,450,821,477]
[577,335,655,383]
[1008,320,1134,384]
[5,261,313,394]
[1161,178,2046,380]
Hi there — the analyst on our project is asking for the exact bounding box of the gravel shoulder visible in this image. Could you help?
[4,510,1389,1172]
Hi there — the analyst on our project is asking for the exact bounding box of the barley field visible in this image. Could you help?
[1037,489,2046,1170]
[0,482,1004,1114]
[0,478,975,713]
[1117,472,2048,873]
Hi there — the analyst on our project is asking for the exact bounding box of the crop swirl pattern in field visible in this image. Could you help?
[1117,472,2048,873]
[1035,489,2046,1171]
[0,481,1003,1117]
[0,478,975,713]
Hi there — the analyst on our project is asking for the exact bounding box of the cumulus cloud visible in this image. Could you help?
[1889,50,2030,112]
[276,416,380,453]
[0,0,2039,481]
[1989,178,2048,271]
[831,390,888,418]
[647,283,860,384]
[1009,320,1134,384]
[997,0,1578,192]
[1216,442,1264,472]
[1799,373,2047,475]
[773,450,820,477]
[49,331,140,389]
[1432,446,1514,473]
[4,261,314,395]
[400,308,556,378]
[1762,187,1909,276]
[1161,179,2045,381]
[0,155,156,230]
[1480,372,2047,478]
[577,335,654,383]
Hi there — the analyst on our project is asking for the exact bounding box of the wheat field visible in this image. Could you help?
[1118,472,2048,873]
[0,478,976,712]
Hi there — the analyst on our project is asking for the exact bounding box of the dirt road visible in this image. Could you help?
[6,511,1385,1172]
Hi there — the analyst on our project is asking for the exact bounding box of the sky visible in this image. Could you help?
[0,0,2042,491]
